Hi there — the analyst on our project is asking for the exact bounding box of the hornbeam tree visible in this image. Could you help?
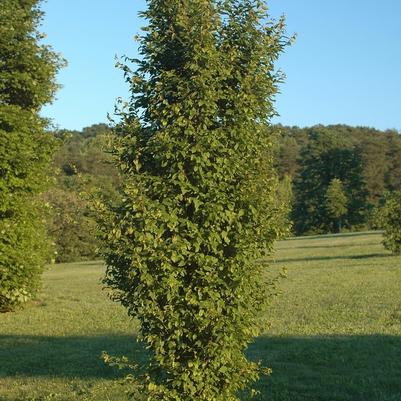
[100,0,289,399]
[0,0,63,311]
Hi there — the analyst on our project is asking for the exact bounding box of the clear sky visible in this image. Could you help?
[41,0,401,131]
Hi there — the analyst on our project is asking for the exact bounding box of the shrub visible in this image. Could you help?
[0,201,52,311]
[0,0,63,311]
[375,191,401,254]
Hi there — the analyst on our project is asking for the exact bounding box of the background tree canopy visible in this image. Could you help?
[45,123,401,262]
[274,124,401,235]
[44,124,120,263]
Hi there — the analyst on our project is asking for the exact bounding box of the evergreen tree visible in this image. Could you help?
[99,0,288,399]
[0,0,63,311]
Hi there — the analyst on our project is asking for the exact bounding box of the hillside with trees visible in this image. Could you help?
[46,123,401,261]
[44,124,120,262]
[274,124,401,235]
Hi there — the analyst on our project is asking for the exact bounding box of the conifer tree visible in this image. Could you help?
[100,1,288,399]
[0,0,63,311]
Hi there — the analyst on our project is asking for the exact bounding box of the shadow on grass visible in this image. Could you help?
[248,334,401,401]
[272,252,390,264]
[2,334,401,401]
[56,260,104,267]
[0,334,140,379]
[281,242,380,250]
[287,231,382,241]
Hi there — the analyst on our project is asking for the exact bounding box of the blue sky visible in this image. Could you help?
[41,0,401,131]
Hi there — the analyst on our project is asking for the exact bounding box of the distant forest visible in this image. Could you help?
[46,123,401,262]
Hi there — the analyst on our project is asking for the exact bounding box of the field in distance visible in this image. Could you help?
[1,231,400,401]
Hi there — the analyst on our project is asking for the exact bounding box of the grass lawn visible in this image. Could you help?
[1,231,401,401]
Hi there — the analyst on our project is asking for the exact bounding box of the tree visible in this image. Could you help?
[274,130,301,179]
[292,129,368,234]
[45,126,121,263]
[43,189,98,263]
[385,130,401,192]
[325,178,348,233]
[273,174,294,234]
[99,0,288,399]
[375,191,401,255]
[0,0,63,311]
[355,132,389,206]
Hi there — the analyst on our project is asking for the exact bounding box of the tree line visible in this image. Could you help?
[43,122,401,264]
[43,124,121,262]
[274,124,401,234]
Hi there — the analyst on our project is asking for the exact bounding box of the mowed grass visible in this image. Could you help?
[1,231,401,401]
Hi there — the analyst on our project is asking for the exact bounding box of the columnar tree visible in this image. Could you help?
[0,0,63,311]
[100,0,288,399]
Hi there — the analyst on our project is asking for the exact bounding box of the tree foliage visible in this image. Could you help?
[375,191,401,255]
[44,188,98,263]
[292,130,368,234]
[46,123,401,261]
[324,178,348,232]
[274,125,401,203]
[0,0,63,311]
[45,125,121,263]
[274,174,293,232]
[99,0,288,399]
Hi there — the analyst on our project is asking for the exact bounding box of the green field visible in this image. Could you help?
[1,231,401,401]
